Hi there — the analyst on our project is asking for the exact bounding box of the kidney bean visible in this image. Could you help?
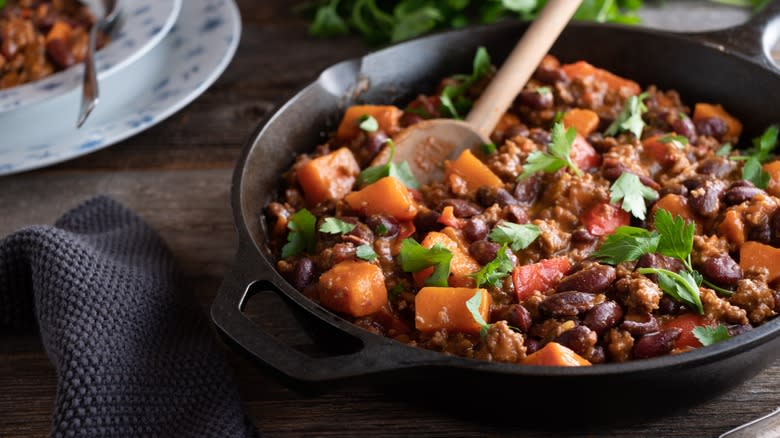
[724,186,764,206]
[289,257,316,290]
[695,117,728,140]
[492,304,532,332]
[504,205,529,224]
[46,38,75,69]
[584,301,623,335]
[681,176,706,191]
[366,215,399,238]
[331,243,356,264]
[636,253,685,275]
[414,208,441,233]
[748,221,772,244]
[589,346,606,364]
[524,338,541,355]
[621,314,660,336]
[442,198,483,218]
[555,326,597,357]
[688,181,723,218]
[463,218,488,242]
[540,292,597,317]
[476,187,517,208]
[469,240,500,265]
[658,296,687,315]
[728,324,753,337]
[534,65,567,84]
[701,254,742,287]
[528,129,552,146]
[344,223,375,246]
[571,228,597,244]
[697,157,734,177]
[633,328,682,359]
[518,89,554,110]
[504,124,530,140]
[362,131,389,157]
[557,264,616,294]
[514,176,541,204]
[730,179,755,189]
[671,113,697,144]
[601,165,624,182]
[659,184,688,198]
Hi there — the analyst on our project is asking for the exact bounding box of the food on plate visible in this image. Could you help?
[265,47,780,366]
[0,0,109,89]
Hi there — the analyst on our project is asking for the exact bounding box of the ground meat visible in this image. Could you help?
[522,291,546,320]
[602,142,647,178]
[533,219,570,257]
[605,328,634,363]
[617,274,663,314]
[701,288,748,325]
[530,319,577,343]
[475,321,527,363]
[731,275,777,324]
[423,331,476,358]
[536,172,609,230]
[693,235,730,265]
[487,137,538,180]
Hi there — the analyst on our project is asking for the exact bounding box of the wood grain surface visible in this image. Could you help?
[1,1,778,437]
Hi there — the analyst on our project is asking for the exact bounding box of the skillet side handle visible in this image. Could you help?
[690,0,780,70]
[211,246,441,383]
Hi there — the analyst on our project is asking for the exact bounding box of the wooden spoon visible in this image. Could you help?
[390,0,582,184]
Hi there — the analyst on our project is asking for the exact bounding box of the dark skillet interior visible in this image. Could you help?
[228,20,780,418]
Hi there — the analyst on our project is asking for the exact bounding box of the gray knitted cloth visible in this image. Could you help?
[0,196,258,437]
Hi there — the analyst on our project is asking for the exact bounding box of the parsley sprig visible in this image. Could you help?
[439,47,492,119]
[730,125,779,188]
[518,122,581,180]
[609,172,658,220]
[359,139,420,189]
[397,238,453,287]
[692,324,731,346]
[465,290,491,340]
[358,114,378,132]
[658,133,689,149]
[471,244,513,289]
[356,244,378,261]
[489,222,540,251]
[605,92,648,139]
[319,217,356,234]
[281,208,317,258]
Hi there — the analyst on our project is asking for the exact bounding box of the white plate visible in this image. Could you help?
[0,0,182,112]
[0,0,241,175]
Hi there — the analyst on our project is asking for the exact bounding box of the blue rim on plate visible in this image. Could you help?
[0,0,182,112]
[0,0,242,175]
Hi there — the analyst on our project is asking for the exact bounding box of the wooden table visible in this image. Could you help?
[1,1,778,436]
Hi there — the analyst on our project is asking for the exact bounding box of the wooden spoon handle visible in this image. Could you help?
[465,0,582,138]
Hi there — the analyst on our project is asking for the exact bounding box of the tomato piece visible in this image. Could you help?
[512,257,572,302]
[642,135,674,166]
[662,313,713,349]
[570,134,601,170]
[583,203,630,237]
[437,206,464,229]
[412,267,435,288]
[397,220,416,240]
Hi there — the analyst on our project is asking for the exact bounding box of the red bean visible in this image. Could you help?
[469,240,500,265]
[413,208,441,233]
[748,221,772,244]
[540,292,597,317]
[621,314,660,336]
[671,113,697,144]
[696,157,734,177]
[477,187,518,207]
[366,215,399,238]
[727,324,753,337]
[528,129,551,146]
[658,296,687,315]
[514,176,541,204]
[330,243,356,264]
[46,38,75,69]
[289,257,316,290]
[701,254,742,288]
[571,228,597,244]
[503,124,530,141]
[491,304,532,332]
[688,181,723,218]
[724,186,764,206]
[504,205,529,224]
[463,218,488,242]
[771,209,780,247]
[695,117,728,140]
[633,329,682,359]
[518,89,554,110]
[555,325,597,357]
[442,198,483,217]
[584,301,623,335]
[557,264,616,294]
[524,338,541,355]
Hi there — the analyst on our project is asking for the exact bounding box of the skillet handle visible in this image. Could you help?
[689,0,780,70]
[210,244,442,383]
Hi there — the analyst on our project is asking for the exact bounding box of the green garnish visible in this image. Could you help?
[637,268,704,314]
[536,86,552,96]
[307,0,350,37]
[715,143,733,157]
[319,217,356,235]
[731,125,779,189]
[359,139,420,189]
[609,172,659,220]
[518,122,581,179]
[654,209,695,262]
[356,244,378,261]
[471,244,513,289]
[281,208,317,258]
[374,223,389,236]
[397,238,453,287]
[552,111,565,123]
[358,114,379,132]
[692,324,732,346]
[465,290,491,340]
[488,222,540,251]
[481,143,497,155]
[591,226,660,265]
[439,47,492,119]
[658,134,689,149]
[605,92,648,139]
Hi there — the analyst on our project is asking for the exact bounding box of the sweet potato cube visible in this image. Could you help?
[445,149,503,194]
[336,105,403,140]
[740,241,780,284]
[415,287,491,334]
[522,342,591,366]
[46,21,71,43]
[418,229,480,287]
[719,209,746,247]
[764,160,780,197]
[652,194,701,232]
[318,260,387,317]
[693,103,742,141]
[561,61,640,96]
[562,108,600,137]
[345,176,418,220]
[297,147,360,206]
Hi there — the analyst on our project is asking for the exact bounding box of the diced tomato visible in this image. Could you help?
[642,135,674,166]
[512,257,572,301]
[372,306,411,336]
[397,220,416,240]
[413,267,435,288]
[570,134,601,170]
[437,206,464,229]
[662,313,713,349]
[583,203,630,237]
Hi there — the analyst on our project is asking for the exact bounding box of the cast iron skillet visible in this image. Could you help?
[213,1,780,414]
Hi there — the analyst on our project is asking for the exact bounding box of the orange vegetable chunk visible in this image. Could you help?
[740,241,780,284]
[561,61,640,96]
[512,257,571,302]
[445,149,503,194]
[719,209,746,246]
[345,176,418,220]
[764,160,780,197]
[522,342,591,366]
[562,108,600,137]
[318,260,387,317]
[570,134,601,170]
[297,147,360,206]
[416,229,480,287]
[642,135,675,166]
[662,313,712,349]
[336,105,403,140]
[652,194,701,232]
[693,103,742,141]
[415,287,491,334]
[46,21,71,43]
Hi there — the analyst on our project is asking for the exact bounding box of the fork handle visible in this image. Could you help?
[77,25,100,128]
